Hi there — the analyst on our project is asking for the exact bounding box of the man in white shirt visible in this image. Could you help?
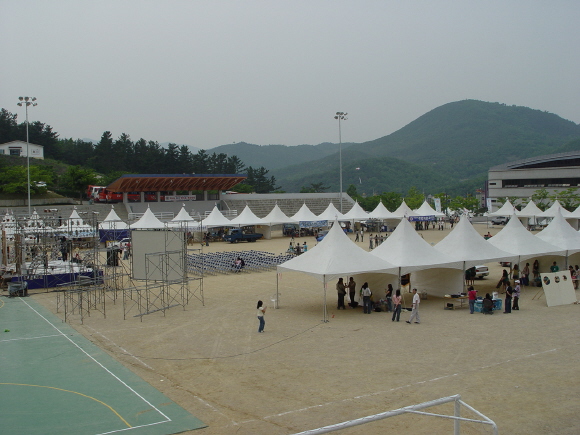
[406,288,421,324]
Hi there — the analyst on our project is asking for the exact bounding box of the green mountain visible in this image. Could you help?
[351,100,580,180]
[221,100,579,194]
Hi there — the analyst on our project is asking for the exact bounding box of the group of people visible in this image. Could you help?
[287,241,307,255]
[335,279,420,323]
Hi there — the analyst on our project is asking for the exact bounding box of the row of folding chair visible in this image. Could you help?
[186,250,294,276]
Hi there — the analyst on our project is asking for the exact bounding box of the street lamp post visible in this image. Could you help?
[334,112,347,213]
[17,96,37,216]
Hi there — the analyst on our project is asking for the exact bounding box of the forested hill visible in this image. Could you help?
[269,100,580,194]
[351,99,580,180]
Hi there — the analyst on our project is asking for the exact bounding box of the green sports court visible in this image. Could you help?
[0,296,205,435]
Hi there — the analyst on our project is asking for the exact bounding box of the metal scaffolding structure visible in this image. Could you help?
[1,209,203,324]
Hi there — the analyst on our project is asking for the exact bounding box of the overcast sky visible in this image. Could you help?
[2,1,579,149]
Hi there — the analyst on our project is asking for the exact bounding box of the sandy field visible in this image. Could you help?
[31,223,580,434]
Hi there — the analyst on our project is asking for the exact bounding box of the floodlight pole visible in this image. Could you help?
[334,112,347,213]
[17,96,38,216]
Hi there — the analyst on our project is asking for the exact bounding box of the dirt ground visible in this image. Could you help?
[32,224,580,434]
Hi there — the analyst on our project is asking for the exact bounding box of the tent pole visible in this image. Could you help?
[463,261,466,294]
[323,275,328,322]
[276,272,279,309]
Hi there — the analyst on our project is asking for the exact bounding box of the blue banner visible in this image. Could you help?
[408,215,435,222]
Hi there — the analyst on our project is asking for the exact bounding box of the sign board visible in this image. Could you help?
[541,271,577,307]
[408,215,435,222]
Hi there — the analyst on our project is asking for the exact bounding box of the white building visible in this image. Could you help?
[487,151,580,212]
[0,140,44,159]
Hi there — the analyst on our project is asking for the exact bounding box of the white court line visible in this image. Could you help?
[18,298,172,430]
[264,344,575,420]
[84,325,155,371]
[0,334,62,343]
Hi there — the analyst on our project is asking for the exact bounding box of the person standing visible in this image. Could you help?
[361,282,372,314]
[504,285,513,314]
[336,278,346,310]
[522,262,530,286]
[468,286,477,314]
[257,300,266,333]
[532,260,540,284]
[355,230,359,242]
[347,277,356,308]
[392,289,402,321]
[385,284,393,312]
[512,280,521,310]
[550,261,559,272]
[406,288,421,324]
[512,263,520,284]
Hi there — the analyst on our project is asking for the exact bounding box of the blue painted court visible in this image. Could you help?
[0,296,206,435]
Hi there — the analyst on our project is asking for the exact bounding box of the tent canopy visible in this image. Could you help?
[435,216,515,267]
[392,200,418,218]
[536,210,580,254]
[201,205,232,228]
[488,213,565,261]
[488,200,516,217]
[342,201,369,221]
[262,204,298,226]
[317,202,346,221]
[414,200,445,217]
[130,207,166,229]
[291,203,320,222]
[368,201,397,219]
[371,218,463,274]
[277,220,398,282]
[229,205,266,226]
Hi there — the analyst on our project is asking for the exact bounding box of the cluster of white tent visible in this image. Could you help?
[277,210,580,321]
[103,199,447,232]
[488,199,580,226]
[1,208,96,241]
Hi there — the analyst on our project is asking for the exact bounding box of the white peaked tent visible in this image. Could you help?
[392,200,418,218]
[317,202,346,221]
[262,204,298,225]
[168,204,199,229]
[370,218,463,297]
[435,216,515,269]
[291,203,319,222]
[172,205,197,222]
[536,211,580,262]
[229,205,266,226]
[277,220,398,321]
[414,200,445,217]
[201,205,232,228]
[488,200,516,216]
[488,213,565,263]
[342,201,368,221]
[516,201,543,218]
[100,206,129,230]
[537,200,573,218]
[130,207,166,229]
[58,207,94,235]
[371,218,462,274]
[368,201,397,219]
[569,204,580,219]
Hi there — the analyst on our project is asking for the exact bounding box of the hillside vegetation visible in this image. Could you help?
[261,100,580,195]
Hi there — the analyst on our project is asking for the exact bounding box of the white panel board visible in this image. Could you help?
[131,230,184,280]
[541,271,577,307]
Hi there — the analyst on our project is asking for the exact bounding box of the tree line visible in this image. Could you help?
[0,108,279,196]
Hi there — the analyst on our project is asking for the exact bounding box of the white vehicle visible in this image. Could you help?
[475,265,489,279]
[490,216,509,225]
